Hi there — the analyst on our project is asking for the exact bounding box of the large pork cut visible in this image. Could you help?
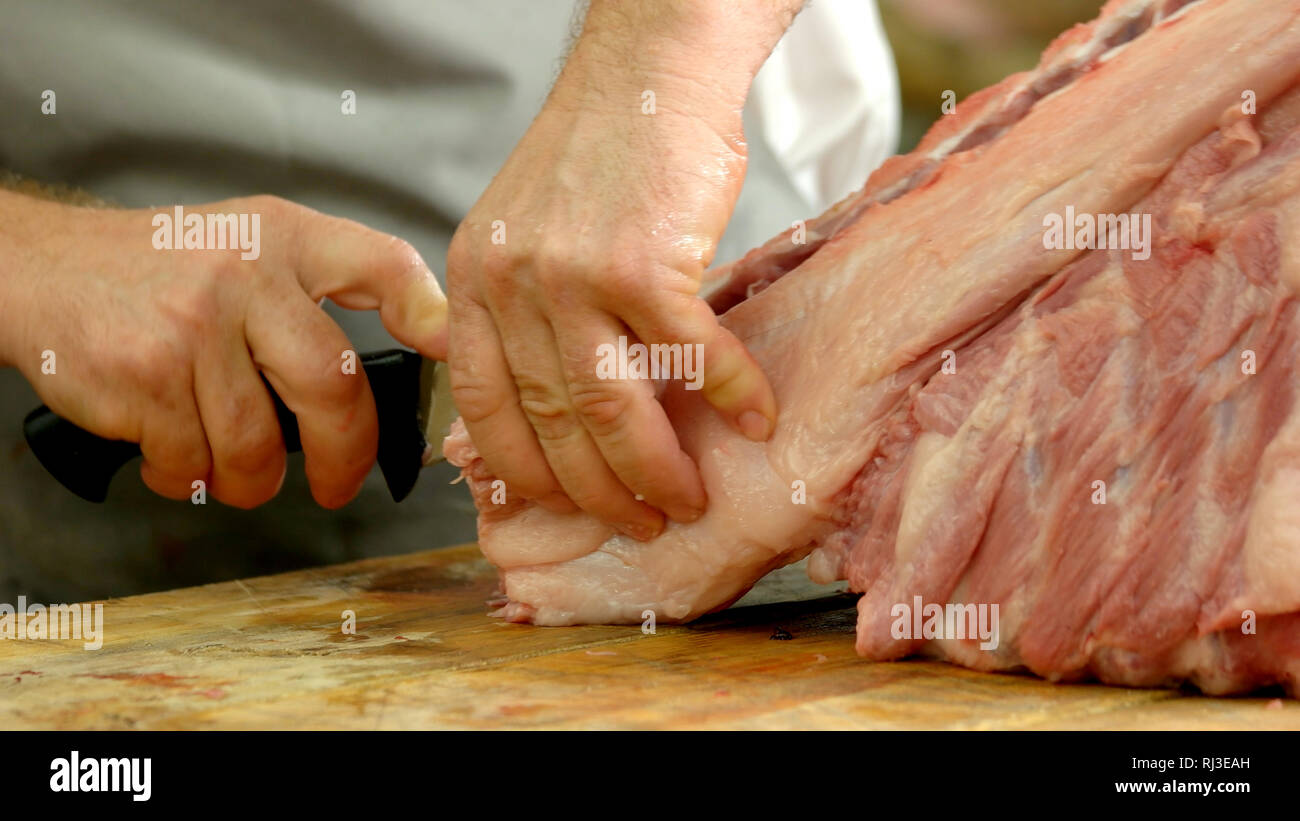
[447,0,1300,695]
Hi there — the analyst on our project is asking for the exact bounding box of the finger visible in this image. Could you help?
[192,330,286,509]
[245,282,377,509]
[137,383,212,502]
[448,291,577,515]
[619,289,777,441]
[492,303,664,540]
[552,311,706,523]
[284,205,448,360]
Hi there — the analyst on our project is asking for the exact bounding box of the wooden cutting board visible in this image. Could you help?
[0,544,1292,729]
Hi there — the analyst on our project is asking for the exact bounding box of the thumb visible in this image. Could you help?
[284,203,449,360]
[381,269,448,362]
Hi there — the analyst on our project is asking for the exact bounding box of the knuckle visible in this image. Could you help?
[211,247,259,285]
[122,336,187,397]
[224,443,283,481]
[478,254,524,301]
[159,279,221,335]
[220,416,284,477]
[141,431,209,481]
[587,254,638,300]
[472,223,531,277]
[515,378,574,438]
[448,367,507,425]
[532,241,576,282]
[509,374,566,420]
[567,380,631,433]
[315,363,366,407]
[445,229,478,280]
[532,256,595,312]
[520,403,577,443]
[287,346,366,411]
[164,445,211,479]
[82,401,135,442]
[519,404,576,444]
[240,195,295,260]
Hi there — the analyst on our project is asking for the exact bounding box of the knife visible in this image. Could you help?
[22,349,458,504]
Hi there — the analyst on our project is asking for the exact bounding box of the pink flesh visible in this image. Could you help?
[447,0,1300,694]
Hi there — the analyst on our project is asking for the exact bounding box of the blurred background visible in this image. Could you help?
[0,0,1103,605]
[881,0,1105,150]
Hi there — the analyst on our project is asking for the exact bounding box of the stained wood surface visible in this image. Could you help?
[0,544,1293,729]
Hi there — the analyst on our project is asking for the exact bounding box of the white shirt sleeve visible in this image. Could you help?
[749,0,901,213]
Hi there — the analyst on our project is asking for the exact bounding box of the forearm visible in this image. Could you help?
[557,0,805,126]
[0,174,120,368]
[0,188,50,370]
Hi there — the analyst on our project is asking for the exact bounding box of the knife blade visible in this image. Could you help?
[22,348,457,504]
[418,356,457,467]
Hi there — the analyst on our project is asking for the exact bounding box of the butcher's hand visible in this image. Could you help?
[447,0,803,540]
[0,191,448,508]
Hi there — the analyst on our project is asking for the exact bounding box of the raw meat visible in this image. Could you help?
[446,0,1300,695]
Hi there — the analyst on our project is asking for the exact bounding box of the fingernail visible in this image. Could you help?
[618,520,662,542]
[737,409,772,442]
[667,500,706,524]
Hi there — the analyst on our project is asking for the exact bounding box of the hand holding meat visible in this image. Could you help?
[445,0,804,540]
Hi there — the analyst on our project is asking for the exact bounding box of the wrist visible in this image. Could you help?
[560,0,803,130]
[0,191,74,372]
[0,189,37,369]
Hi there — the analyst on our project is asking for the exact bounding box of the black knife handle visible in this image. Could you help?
[23,348,425,504]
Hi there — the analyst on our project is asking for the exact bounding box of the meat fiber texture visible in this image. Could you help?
[446,0,1300,695]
